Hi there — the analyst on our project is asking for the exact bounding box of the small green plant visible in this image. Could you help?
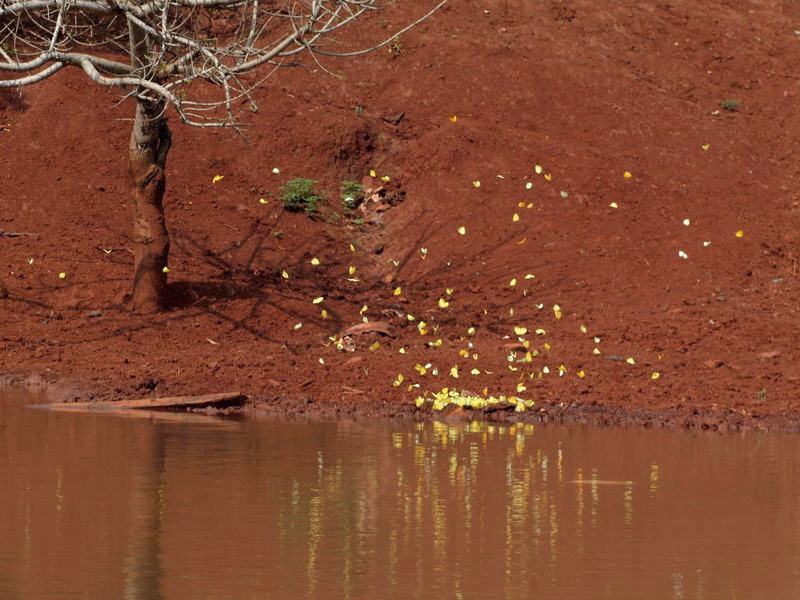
[719,99,741,112]
[757,389,768,401]
[354,105,365,117]
[340,180,365,212]
[272,230,283,239]
[279,178,322,215]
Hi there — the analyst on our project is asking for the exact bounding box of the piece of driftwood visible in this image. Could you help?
[35,392,246,412]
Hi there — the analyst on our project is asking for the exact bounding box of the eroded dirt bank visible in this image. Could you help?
[3,0,800,432]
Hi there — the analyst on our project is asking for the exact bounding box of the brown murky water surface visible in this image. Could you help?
[2,389,800,599]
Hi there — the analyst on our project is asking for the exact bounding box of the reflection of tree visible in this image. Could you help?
[11,399,800,598]
[122,425,166,600]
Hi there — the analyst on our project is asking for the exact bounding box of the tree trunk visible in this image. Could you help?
[129,99,171,313]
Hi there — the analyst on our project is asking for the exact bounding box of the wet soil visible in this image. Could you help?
[3,0,800,431]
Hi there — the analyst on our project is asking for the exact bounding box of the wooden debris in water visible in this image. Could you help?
[36,392,246,413]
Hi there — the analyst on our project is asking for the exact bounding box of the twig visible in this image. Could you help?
[0,229,40,238]
[0,0,447,131]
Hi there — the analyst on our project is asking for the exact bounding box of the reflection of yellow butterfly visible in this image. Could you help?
[472,181,481,188]
[212,175,224,183]
[438,298,450,308]
[544,173,552,181]
[702,144,710,151]
[449,116,458,123]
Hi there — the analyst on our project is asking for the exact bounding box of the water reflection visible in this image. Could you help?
[1,390,800,599]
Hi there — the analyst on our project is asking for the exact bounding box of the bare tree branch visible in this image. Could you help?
[0,0,447,126]
[0,60,62,84]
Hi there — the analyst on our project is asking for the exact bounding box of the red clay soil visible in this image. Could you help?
[3,0,800,432]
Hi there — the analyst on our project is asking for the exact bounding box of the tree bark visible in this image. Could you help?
[129,99,171,313]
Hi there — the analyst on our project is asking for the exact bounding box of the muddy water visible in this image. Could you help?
[2,390,800,599]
